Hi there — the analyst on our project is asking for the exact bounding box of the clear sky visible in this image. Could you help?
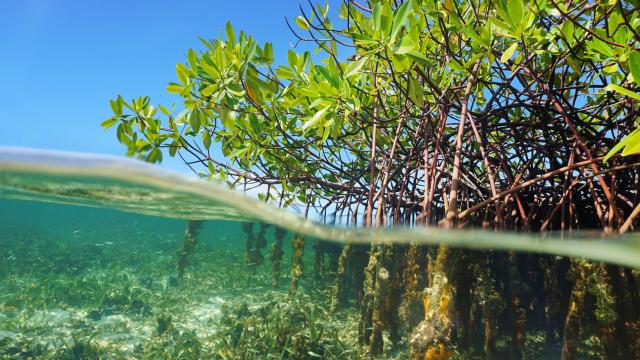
[0,0,340,172]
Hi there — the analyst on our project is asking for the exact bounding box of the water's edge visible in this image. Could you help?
[1,147,639,268]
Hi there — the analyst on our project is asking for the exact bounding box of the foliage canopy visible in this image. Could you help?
[103,0,640,230]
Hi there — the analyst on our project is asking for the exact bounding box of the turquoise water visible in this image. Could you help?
[1,148,640,358]
[2,148,639,268]
[1,200,335,358]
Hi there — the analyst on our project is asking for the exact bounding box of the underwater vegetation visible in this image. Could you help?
[3,201,639,359]
[0,204,364,359]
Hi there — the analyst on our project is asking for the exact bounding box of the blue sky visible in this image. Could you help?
[0,0,340,172]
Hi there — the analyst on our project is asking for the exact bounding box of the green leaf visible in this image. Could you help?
[116,123,126,143]
[302,105,331,132]
[622,137,640,156]
[263,42,274,63]
[189,110,201,133]
[629,51,640,85]
[405,50,430,65]
[202,130,212,149]
[187,49,198,69]
[295,16,310,30]
[605,128,640,161]
[602,63,619,75]
[504,0,524,27]
[176,63,190,85]
[245,40,257,62]
[200,58,220,78]
[228,144,249,159]
[587,39,614,58]
[101,117,118,129]
[462,26,487,50]
[109,99,122,116]
[408,76,423,105]
[392,35,417,55]
[372,2,382,31]
[147,116,159,133]
[166,83,183,94]
[168,140,180,157]
[489,17,513,37]
[158,105,171,117]
[246,73,263,103]
[287,50,298,69]
[226,21,236,45]
[145,147,162,163]
[201,84,218,97]
[390,0,412,42]
[344,56,367,78]
[501,42,518,63]
[605,84,640,100]
[276,66,294,80]
[320,124,331,143]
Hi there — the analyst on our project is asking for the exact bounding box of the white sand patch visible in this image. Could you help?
[93,314,152,352]
[177,296,225,339]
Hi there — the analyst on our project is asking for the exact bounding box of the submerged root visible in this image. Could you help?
[587,264,617,359]
[409,245,454,360]
[312,240,341,287]
[256,223,269,258]
[399,242,425,332]
[453,251,473,351]
[359,243,378,349]
[331,243,350,311]
[561,260,587,360]
[424,343,452,360]
[351,245,369,306]
[507,253,527,360]
[242,222,264,273]
[176,220,203,278]
[540,256,561,344]
[312,240,322,285]
[360,241,401,355]
[478,253,501,360]
[370,261,390,355]
[290,234,305,294]
[269,227,286,288]
[372,244,403,353]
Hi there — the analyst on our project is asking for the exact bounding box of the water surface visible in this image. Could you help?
[1,147,639,268]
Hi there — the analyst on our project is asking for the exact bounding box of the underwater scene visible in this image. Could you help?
[0,149,639,359]
[1,199,357,359]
